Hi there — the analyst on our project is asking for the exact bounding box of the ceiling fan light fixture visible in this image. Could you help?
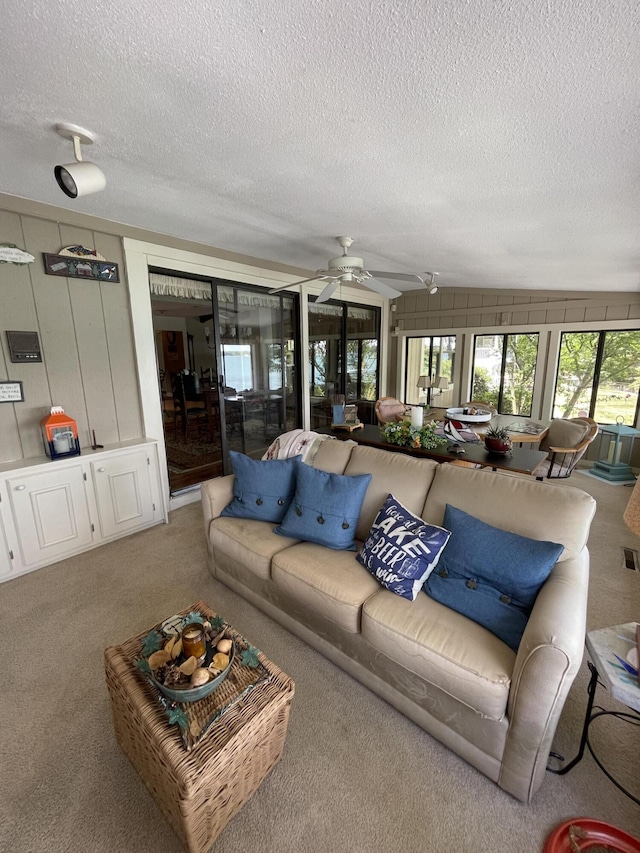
[268,237,435,302]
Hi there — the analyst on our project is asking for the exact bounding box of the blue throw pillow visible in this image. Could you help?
[423,505,564,651]
[357,494,451,601]
[221,451,301,523]
[274,463,372,550]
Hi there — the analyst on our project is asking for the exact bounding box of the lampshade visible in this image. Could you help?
[436,376,450,390]
[417,375,432,389]
[623,477,640,536]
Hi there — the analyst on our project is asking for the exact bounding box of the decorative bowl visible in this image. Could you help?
[446,407,493,423]
[151,639,235,704]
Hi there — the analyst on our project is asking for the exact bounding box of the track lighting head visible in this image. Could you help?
[54,123,106,198]
[424,271,440,294]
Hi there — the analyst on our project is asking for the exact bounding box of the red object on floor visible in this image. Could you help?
[543,818,640,852]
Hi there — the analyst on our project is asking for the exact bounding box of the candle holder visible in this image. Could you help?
[181,622,206,662]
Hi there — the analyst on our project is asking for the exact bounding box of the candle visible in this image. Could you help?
[181,623,206,660]
[411,407,423,428]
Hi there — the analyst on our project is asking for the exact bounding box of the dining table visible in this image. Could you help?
[466,414,549,445]
[320,424,549,477]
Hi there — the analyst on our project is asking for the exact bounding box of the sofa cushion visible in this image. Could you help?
[362,589,515,721]
[221,452,300,523]
[343,444,439,541]
[357,494,450,601]
[210,516,299,580]
[272,543,381,633]
[274,463,372,550]
[311,438,354,474]
[423,505,563,651]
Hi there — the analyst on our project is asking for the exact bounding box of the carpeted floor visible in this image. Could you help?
[1,470,639,852]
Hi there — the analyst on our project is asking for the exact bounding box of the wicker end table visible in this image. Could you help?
[104,601,295,853]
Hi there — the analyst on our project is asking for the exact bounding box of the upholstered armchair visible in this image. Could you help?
[374,396,410,424]
[535,417,598,479]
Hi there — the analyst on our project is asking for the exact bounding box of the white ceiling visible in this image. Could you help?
[1,0,638,294]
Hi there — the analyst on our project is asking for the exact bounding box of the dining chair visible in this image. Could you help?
[171,371,207,438]
[463,400,498,415]
[534,417,598,479]
[375,396,411,424]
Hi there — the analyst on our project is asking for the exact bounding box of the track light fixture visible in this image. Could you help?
[423,271,440,294]
[54,123,106,198]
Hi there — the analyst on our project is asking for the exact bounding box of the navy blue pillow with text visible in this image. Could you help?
[357,494,451,601]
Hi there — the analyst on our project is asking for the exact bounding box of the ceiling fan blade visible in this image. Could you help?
[366,271,426,284]
[315,281,340,303]
[268,275,330,295]
[362,277,403,299]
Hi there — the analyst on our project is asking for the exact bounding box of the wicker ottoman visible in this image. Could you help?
[104,601,295,853]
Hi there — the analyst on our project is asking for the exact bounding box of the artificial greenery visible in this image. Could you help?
[241,645,261,668]
[380,419,447,450]
[140,629,163,657]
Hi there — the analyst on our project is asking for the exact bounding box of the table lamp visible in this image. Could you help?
[436,376,451,396]
[417,375,432,405]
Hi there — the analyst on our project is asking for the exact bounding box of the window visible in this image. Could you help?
[471,333,539,415]
[405,336,456,406]
[221,344,253,391]
[553,330,640,424]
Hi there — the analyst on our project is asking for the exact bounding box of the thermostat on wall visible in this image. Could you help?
[6,330,42,363]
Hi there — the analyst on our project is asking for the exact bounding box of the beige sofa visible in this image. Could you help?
[201,440,596,802]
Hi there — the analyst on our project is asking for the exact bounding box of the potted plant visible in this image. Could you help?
[484,424,512,454]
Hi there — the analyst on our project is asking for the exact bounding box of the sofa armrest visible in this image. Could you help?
[201,475,234,538]
[499,549,589,802]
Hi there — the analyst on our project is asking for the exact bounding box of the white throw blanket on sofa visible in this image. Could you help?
[262,429,334,464]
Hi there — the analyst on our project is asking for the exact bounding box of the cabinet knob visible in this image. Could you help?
[15,485,26,491]
[97,467,106,472]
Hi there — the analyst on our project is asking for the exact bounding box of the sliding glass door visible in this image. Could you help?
[215,284,300,462]
[308,300,380,428]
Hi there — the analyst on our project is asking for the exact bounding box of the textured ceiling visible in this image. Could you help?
[1,0,638,293]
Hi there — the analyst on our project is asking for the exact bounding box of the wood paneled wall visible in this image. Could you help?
[0,209,142,463]
[395,288,640,332]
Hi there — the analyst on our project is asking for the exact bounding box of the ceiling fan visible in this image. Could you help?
[268,236,439,303]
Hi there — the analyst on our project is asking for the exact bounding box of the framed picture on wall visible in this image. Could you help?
[43,253,120,282]
[0,381,25,403]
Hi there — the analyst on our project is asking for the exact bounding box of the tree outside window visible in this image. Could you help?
[472,333,538,415]
[553,330,640,423]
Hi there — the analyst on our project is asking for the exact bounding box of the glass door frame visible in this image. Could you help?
[307,297,381,402]
[212,278,302,473]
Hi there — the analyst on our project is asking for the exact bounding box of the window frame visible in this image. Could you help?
[553,328,640,424]
[470,331,540,416]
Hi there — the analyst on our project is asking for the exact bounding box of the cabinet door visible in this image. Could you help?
[0,510,13,579]
[7,465,93,566]
[91,448,154,540]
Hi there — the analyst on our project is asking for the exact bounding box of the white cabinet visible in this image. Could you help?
[0,440,166,583]
[91,448,155,540]
[7,463,93,566]
[0,512,12,578]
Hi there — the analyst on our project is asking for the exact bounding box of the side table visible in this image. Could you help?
[104,601,295,853]
[548,622,639,804]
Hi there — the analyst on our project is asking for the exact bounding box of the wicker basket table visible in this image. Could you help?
[104,601,295,853]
